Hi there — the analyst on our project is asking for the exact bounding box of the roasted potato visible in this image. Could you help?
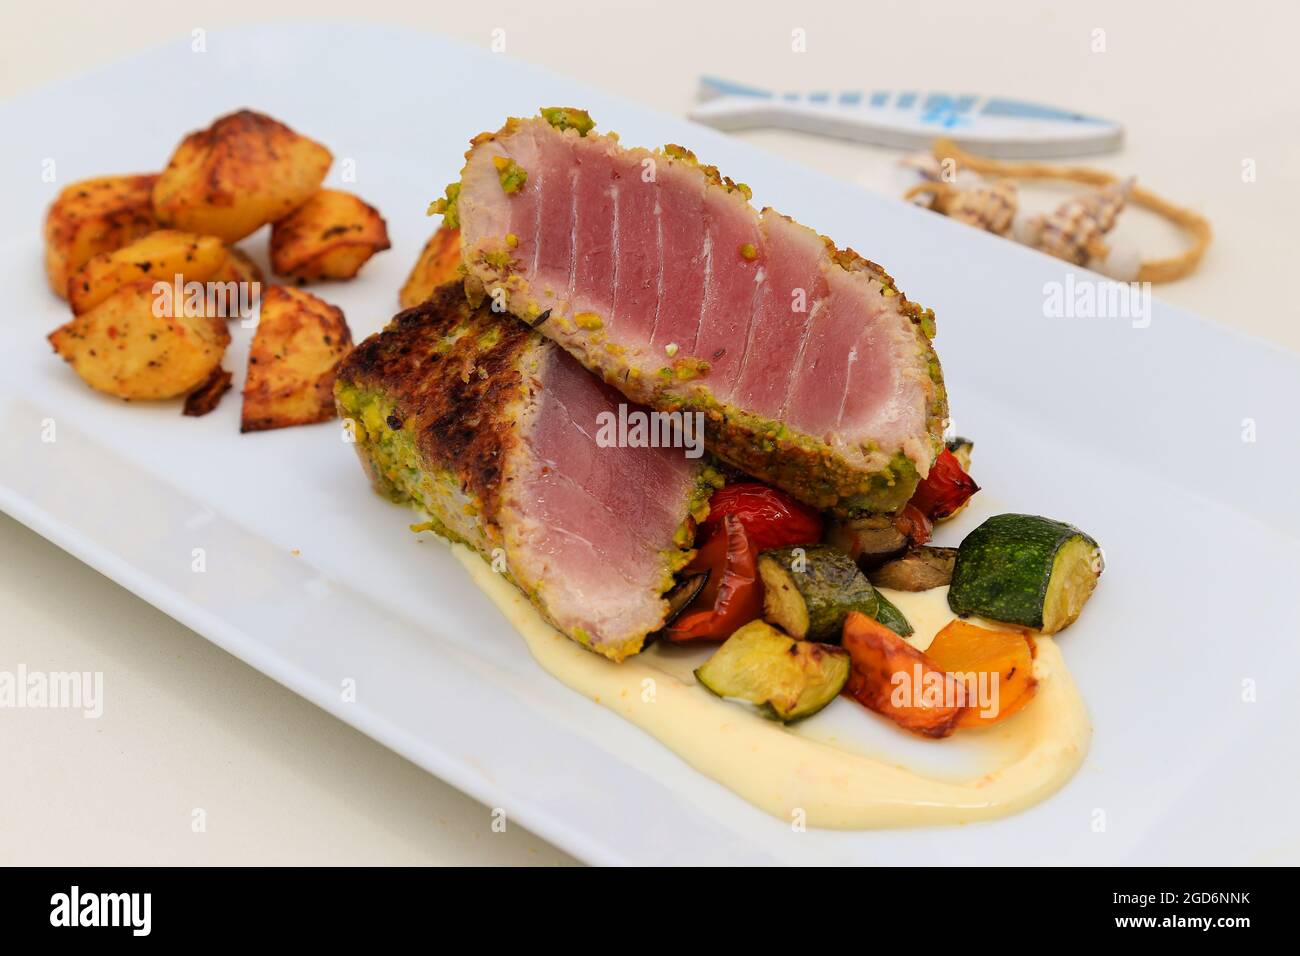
[209,246,265,319]
[152,110,332,243]
[270,189,391,280]
[398,224,461,308]
[241,286,352,432]
[182,367,234,417]
[48,279,230,400]
[44,173,159,298]
[68,230,229,315]
[212,246,264,288]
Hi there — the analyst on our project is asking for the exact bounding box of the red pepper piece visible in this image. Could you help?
[893,503,933,547]
[665,514,762,642]
[698,482,823,553]
[908,449,979,521]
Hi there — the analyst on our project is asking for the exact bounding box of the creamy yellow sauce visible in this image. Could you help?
[454,545,1091,829]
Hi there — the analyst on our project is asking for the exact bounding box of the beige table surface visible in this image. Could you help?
[2,0,1295,865]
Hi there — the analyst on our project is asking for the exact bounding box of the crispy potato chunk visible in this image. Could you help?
[44,174,159,298]
[152,110,332,243]
[48,279,230,400]
[68,230,229,315]
[398,224,461,308]
[209,246,265,318]
[270,189,391,280]
[841,612,965,738]
[924,620,1037,728]
[212,246,264,289]
[241,286,352,432]
[183,367,233,417]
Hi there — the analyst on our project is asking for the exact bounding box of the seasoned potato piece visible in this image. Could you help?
[48,280,230,400]
[241,286,352,432]
[398,224,461,308]
[44,173,159,298]
[209,246,265,319]
[68,230,229,315]
[270,189,391,280]
[212,246,264,289]
[152,110,332,243]
[183,367,234,417]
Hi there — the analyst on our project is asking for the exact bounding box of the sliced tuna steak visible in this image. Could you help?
[335,283,717,661]
[455,111,948,513]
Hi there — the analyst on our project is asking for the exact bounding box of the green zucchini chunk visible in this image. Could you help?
[948,513,1102,634]
[694,620,850,722]
[872,589,914,637]
[867,546,958,591]
[759,545,878,642]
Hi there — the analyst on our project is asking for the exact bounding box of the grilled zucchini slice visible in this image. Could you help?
[872,589,914,637]
[759,545,878,642]
[948,514,1102,634]
[694,620,849,722]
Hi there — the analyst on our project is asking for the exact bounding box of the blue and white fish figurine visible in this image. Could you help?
[689,76,1123,159]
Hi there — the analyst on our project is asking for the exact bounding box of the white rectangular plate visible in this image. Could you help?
[3,22,1297,865]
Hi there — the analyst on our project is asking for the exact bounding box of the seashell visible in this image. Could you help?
[1024,178,1133,265]
[932,178,1019,235]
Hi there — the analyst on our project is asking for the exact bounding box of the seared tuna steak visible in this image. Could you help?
[335,283,716,661]
[455,112,948,514]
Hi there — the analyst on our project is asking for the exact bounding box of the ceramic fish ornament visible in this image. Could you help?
[692,77,1124,158]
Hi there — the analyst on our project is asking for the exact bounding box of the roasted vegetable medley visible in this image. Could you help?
[681,442,1102,732]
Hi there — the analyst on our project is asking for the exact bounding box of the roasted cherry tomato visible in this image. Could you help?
[908,449,979,521]
[698,482,823,552]
[893,503,933,547]
[665,514,762,642]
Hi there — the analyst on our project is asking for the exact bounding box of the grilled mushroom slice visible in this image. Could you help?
[866,546,959,591]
